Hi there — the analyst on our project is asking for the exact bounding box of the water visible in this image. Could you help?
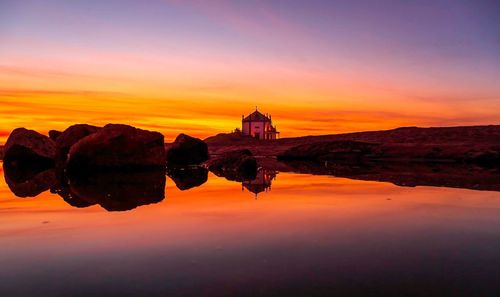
[1,162,500,296]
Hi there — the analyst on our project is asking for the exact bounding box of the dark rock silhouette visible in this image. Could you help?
[277,140,500,167]
[3,128,55,166]
[48,130,62,141]
[166,133,209,166]
[278,140,379,161]
[2,123,168,211]
[55,124,101,163]
[66,124,165,172]
[206,126,500,165]
[208,149,257,181]
[167,166,208,190]
[3,162,57,197]
[67,170,166,211]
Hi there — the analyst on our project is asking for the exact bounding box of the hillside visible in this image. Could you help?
[205,125,500,157]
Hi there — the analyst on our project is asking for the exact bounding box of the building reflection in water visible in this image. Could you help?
[242,168,277,198]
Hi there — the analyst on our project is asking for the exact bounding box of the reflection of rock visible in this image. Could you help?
[166,134,209,166]
[67,124,166,172]
[4,164,166,210]
[208,149,257,181]
[49,170,96,208]
[242,169,276,197]
[3,128,55,166]
[279,160,500,192]
[55,124,100,163]
[66,170,166,211]
[466,149,500,167]
[3,162,57,197]
[167,166,208,190]
[51,182,97,208]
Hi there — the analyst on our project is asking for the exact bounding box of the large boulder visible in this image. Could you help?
[166,133,209,166]
[55,124,101,162]
[66,124,166,172]
[3,128,55,166]
[208,149,258,181]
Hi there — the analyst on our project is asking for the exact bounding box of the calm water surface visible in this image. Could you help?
[1,162,500,296]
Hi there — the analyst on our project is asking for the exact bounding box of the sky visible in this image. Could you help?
[0,0,499,143]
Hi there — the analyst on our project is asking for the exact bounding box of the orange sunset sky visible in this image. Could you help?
[1,0,499,144]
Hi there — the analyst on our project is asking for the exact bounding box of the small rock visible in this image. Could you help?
[3,165,57,198]
[3,128,55,165]
[167,166,208,190]
[48,130,63,141]
[166,133,209,166]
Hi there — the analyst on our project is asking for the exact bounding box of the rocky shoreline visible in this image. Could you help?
[1,124,499,211]
[0,123,257,210]
[206,125,500,167]
[1,124,500,167]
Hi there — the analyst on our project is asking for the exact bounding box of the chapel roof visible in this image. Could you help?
[242,110,271,122]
